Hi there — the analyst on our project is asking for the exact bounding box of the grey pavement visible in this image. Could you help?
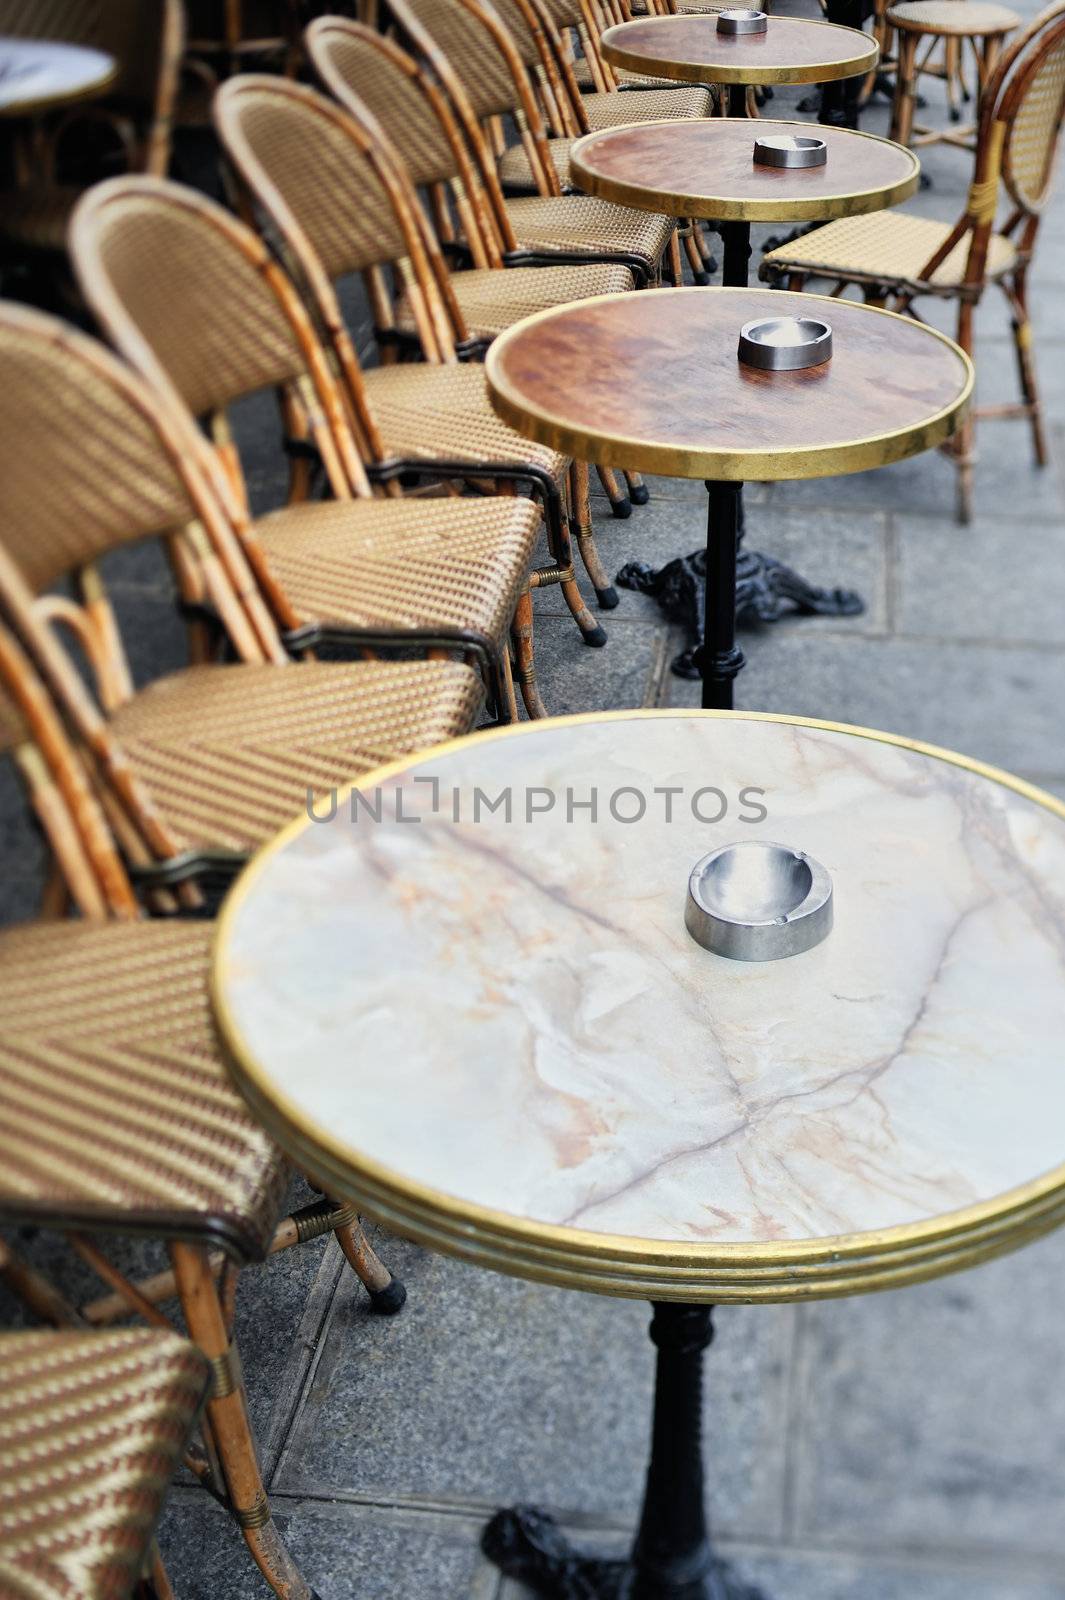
[2,2,1065,1596]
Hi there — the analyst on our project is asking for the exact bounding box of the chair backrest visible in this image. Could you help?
[214,73,453,361]
[997,0,1065,216]
[306,18,511,269]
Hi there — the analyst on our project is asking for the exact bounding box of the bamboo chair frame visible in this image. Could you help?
[760,0,1065,523]
[307,16,659,517]
[887,2,1019,153]
[0,619,407,1600]
[69,177,531,713]
[217,70,622,630]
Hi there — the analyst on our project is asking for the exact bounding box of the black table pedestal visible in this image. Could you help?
[482,1303,767,1599]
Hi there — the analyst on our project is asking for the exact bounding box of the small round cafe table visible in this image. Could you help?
[214,709,1065,1600]
[0,39,116,118]
[485,287,972,710]
[568,120,920,648]
[600,13,879,116]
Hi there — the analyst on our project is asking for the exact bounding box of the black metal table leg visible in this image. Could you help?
[720,220,751,290]
[482,1303,768,1599]
[701,481,745,711]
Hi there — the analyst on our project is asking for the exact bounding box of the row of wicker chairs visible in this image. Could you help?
[0,7,724,1599]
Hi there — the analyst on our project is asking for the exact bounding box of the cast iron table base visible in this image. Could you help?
[483,1304,768,1599]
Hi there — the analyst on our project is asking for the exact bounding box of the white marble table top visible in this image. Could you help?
[215,713,1065,1301]
[0,39,116,117]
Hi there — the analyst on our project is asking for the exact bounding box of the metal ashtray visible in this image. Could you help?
[753,134,828,169]
[685,841,833,961]
[737,315,833,372]
[716,7,768,31]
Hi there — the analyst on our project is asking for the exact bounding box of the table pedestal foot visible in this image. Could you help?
[483,1306,770,1600]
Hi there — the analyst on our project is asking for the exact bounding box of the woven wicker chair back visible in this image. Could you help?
[215,76,411,280]
[998,3,1065,213]
[396,0,523,119]
[0,302,193,594]
[69,177,308,420]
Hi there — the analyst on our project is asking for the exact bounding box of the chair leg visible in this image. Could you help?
[1009,289,1048,467]
[569,461,619,610]
[332,1212,407,1314]
[953,414,975,525]
[681,223,709,285]
[596,464,632,518]
[170,1242,320,1600]
[500,639,521,723]
[666,230,683,285]
[510,584,548,719]
[624,471,650,506]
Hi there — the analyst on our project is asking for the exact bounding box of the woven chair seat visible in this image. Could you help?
[761,209,1017,288]
[0,1328,208,1600]
[0,919,288,1260]
[0,186,79,252]
[572,55,688,89]
[396,261,633,340]
[504,193,675,271]
[253,494,540,643]
[362,360,568,479]
[888,0,1019,33]
[106,659,482,856]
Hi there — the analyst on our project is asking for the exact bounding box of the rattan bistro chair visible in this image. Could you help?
[0,301,486,896]
[760,0,1065,523]
[0,0,185,256]
[214,73,625,621]
[388,0,677,285]
[306,15,662,514]
[0,1329,209,1600]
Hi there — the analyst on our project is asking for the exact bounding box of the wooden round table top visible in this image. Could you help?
[484,287,972,481]
[600,14,878,86]
[0,39,116,117]
[214,711,1065,1304]
[570,118,920,223]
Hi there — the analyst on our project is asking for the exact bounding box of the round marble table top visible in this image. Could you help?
[570,118,920,223]
[0,39,116,117]
[215,712,1065,1303]
[600,14,878,86]
[485,287,972,481]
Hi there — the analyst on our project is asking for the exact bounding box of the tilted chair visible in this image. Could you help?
[70,174,613,669]
[0,1329,209,1600]
[306,13,663,513]
[0,0,185,255]
[214,72,625,627]
[760,0,1065,523]
[0,299,486,898]
[0,629,412,1600]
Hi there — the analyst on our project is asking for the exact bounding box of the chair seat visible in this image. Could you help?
[504,193,675,273]
[760,208,1017,288]
[0,919,288,1260]
[0,1328,209,1600]
[887,0,1019,32]
[396,262,633,341]
[362,360,568,480]
[572,54,689,89]
[253,494,540,646]
[109,658,483,855]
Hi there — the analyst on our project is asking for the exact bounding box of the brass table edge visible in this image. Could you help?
[482,287,973,481]
[213,709,1065,1304]
[569,119,921,222]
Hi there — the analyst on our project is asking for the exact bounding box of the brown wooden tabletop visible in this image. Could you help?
[485,287,972,482]
[0,39,116,118]
[600,14,879,85]
[570,118,920,223]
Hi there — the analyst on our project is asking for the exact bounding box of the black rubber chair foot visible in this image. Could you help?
[595,585,620,610]
[610,496,633,519]
[369,1277,408,1315]
[691,271,710,285]
[949,108,961,121]
[583,624,609,647]
[629,484,650,505]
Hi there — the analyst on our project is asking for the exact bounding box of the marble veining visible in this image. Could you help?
[219,717,1065,1247]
